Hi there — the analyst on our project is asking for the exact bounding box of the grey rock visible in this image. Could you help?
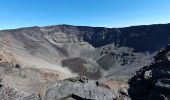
[44,78,116,100]
[144,70,152,79]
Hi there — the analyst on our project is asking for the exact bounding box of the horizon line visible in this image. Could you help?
[1,22,170,31]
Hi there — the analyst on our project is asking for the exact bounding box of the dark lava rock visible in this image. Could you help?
[128,44,170,100]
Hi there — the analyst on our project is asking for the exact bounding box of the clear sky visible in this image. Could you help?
[0,0,170,30]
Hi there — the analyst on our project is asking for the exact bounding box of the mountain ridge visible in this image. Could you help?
[1,23,170,31]
[2,23,170,52]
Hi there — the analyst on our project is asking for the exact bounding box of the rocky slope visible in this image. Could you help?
[0,50,66,100]
[128,44,170,100]
[0,50,129,100]
[1,24,170,79]
[1,45,170,100]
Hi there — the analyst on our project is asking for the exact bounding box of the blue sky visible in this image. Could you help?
[0,0,170,30]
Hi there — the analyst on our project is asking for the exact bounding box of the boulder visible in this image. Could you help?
[44,77,116,100]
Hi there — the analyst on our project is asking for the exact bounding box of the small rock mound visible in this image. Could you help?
[128,44,170,100]
[44,77,129,100]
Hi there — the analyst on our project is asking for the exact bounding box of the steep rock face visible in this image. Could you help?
[128,45,170,100]
[82,24,170,52]
[1,24,170,53]
[42,24,170,52]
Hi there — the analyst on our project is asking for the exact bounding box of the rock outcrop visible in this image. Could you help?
[44,77,129,100]
[128,44,170,100]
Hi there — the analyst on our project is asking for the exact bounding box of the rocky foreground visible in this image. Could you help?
[129,44,170,100]
[0,62,129,100]
[1,45,170,99]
